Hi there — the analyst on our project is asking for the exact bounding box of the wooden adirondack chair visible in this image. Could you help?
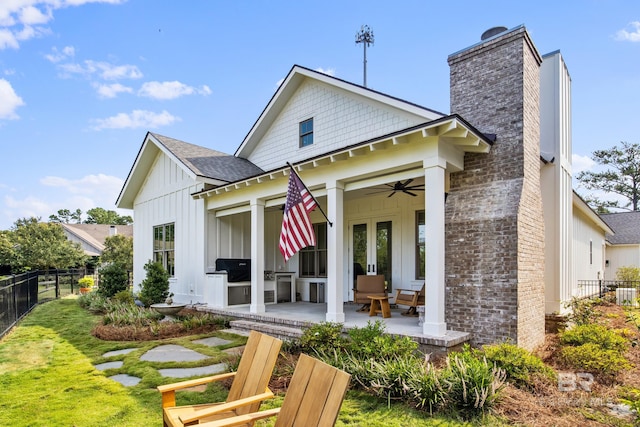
[158,330,282,427]
[196,353,351,427]
[354,274,386,312]
[394,283,425,316]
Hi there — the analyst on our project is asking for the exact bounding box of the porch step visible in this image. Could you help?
[229,319,305,341]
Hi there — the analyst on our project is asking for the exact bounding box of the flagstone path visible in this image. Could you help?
[94,330,247,387]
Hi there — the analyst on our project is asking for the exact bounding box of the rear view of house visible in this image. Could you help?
[117,25,607,351]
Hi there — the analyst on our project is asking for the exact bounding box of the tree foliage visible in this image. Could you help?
[138,260,170,307]
[85,207,133,225]
[1,217,87,272]
[100,234,133,271]
[576,141,640,212]
[48,208,82,224]
[98,263,129,298]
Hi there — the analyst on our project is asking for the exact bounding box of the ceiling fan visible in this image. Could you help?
[367,179,425,197]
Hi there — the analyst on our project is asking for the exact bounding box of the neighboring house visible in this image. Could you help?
[61,224,133,257]
[117,25,607,350]
[600,212,640,279]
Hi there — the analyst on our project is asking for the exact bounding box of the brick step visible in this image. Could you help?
[229,319,304,341]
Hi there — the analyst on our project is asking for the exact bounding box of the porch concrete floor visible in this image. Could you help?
[197,301,471,350]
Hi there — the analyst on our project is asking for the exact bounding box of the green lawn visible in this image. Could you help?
[0,298,503,426]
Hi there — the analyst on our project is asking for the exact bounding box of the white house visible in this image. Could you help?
[117,25,610,350]
[601,212,640,279]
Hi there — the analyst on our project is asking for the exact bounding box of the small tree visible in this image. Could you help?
[100,234,133,271]
[98,263,129,298]
[138,260,170,306]
[616,266,640,282]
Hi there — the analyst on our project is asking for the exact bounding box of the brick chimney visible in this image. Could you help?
[445,25,546,350]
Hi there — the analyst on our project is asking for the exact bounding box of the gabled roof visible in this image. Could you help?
[235,65,445,158]
[61,224,132,256]
[600,211,640,245]
[572,192,615,235]
[116,132,263,209]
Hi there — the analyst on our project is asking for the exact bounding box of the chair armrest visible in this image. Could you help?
[158,371,236,393]
[196,408,281,427]
[179,390,274,424]
[158,371,236,408]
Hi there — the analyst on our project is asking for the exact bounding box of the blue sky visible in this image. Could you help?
[1,0,639,229]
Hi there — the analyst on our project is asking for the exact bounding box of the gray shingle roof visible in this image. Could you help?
[600,212,640,245]
[151,133,263,183]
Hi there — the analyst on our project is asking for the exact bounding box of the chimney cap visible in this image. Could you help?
[481,26,508,41]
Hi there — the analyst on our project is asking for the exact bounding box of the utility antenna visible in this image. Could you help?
[355,25,374,87]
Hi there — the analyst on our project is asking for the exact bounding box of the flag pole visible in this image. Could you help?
[286,162,333,227]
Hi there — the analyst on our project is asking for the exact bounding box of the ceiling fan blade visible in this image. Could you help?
[404,190,418,197]
[401,179,414,187]
[387,191,397,198]
[404,186,424,191]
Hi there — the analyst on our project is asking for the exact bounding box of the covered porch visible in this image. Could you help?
[194,115,493,343]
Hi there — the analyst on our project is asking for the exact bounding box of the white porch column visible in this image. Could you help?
[326,180,345,322]
[250,198,265,313]
[423,159,447,336]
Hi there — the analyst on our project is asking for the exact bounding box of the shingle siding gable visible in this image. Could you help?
[246,79,430,171]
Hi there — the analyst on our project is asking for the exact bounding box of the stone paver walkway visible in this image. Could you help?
[99,334,239,386]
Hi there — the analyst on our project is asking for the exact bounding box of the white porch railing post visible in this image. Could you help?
[250,198,266,313]
[423,160,447,336]
[326,181,345,323]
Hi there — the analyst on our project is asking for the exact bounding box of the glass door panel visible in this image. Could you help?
[351,219,393,294]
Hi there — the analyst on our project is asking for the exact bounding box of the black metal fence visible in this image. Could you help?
[0,269,94,339]
[576,280,640,301]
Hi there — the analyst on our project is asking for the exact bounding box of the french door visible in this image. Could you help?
[350,218,394,296]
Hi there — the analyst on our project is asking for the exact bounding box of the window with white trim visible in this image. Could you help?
[153,223,175,276]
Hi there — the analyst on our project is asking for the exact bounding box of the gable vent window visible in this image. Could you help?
[299,118,314,147]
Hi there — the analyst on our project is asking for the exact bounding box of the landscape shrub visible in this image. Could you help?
[560,342,631,377]
[113,290,134,305]
[102,301,161,327]
[347,320,418,360]
[559,324,628,352]
[137,260,170,306]
[405,361,446,414]
[480,342,556,389]
[298,322,346,354]
[98,263,129,298]
[77,291,109,313]
[368,354,427,400]
[565,297,601,326]
[440,346,506,418]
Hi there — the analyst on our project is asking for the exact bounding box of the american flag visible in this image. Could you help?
[279,168,317,261]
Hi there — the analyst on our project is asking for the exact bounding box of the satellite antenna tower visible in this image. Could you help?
[355,25,374,87]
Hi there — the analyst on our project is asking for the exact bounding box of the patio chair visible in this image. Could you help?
[158,330,282,427]
[196,353,351,427]
[354,274,386,312]
[394,283,425,316]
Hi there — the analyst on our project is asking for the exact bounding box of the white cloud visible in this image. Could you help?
[138,81,211,100]
[315,67,335,76]
[45,45,75,63]
[572,153,595,174]
[41,173,124,196]
[94,82,133,98]
[91,109,180,130]
[59,60,143,80]
[0,1,127,49]
[1,172,128,228]
[615,21,640,42]
[0,79,25,120]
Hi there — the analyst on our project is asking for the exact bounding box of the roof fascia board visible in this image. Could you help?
[572,191,615,235]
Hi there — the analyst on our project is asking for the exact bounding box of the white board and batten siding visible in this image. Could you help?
[572,208,607,300]
[132,150,207,304]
